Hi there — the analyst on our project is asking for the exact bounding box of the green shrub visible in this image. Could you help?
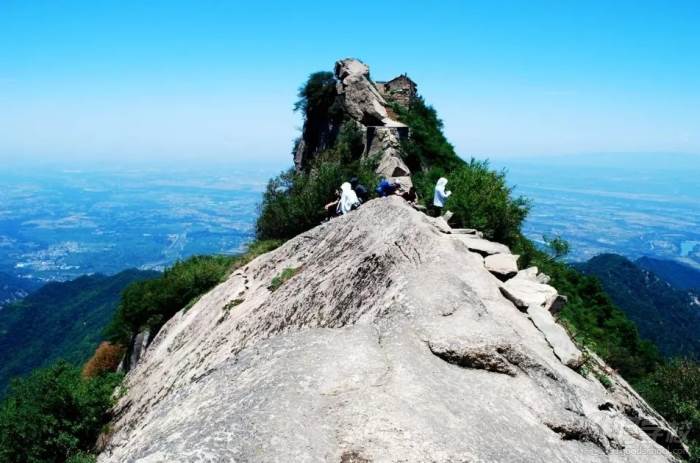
[334,121,366,164]
[394,99,528,246]
[223,299,244,311]
[293,71,345,170]
[637,359,700,458]
[392,98,464,173]
[595,372,614,390]
[268,267,300,292]
[414,160,529,245]
[256,154,378,241]
[0,361,121,463]
[66,453,97,463]
[543,234,570,261]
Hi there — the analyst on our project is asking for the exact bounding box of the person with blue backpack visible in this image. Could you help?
[376,177,400,197]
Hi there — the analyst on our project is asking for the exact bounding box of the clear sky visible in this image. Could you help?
[1,0,698,166]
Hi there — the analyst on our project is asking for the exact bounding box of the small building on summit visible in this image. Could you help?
[376,74,417,108]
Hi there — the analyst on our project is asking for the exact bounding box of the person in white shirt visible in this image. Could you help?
[337,182,361,215]
[433,177,451,215]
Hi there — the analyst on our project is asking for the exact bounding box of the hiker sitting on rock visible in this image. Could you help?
[433,177,452,215]
[350,177,369,203]
[376,177,400,197]
[337,182,361,215]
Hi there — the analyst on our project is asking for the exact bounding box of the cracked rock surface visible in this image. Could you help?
[99,197,683,462]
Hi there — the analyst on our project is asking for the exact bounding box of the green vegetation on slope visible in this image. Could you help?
[516,245,662,382]
[257,73,379,241]
[0,242,282,463]
[105,255,236,344]
[412,158,530,246]
[394,99,530,246]
[637,359,700,460]
[577,253,700,359]
[256,151,378,241]
[106,241,281,344]
[268,267,300,292]
[0,361,121,463]
[391,97,463,173]
[0,269,157,396]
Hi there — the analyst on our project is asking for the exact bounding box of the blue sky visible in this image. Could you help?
[1,0,698,166]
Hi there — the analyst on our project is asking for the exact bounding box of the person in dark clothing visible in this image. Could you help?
[350,177,369,203]
[324,189,341,220]
[401,186,418,205]
[376,178,400,197]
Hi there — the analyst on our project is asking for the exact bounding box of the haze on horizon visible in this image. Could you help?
[1,0,699,166]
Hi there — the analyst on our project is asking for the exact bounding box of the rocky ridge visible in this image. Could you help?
[99,197,686,462]
[294,59,412,187]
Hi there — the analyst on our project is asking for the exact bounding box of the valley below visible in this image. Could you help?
[496,153,700,268]
[0,164,275,287]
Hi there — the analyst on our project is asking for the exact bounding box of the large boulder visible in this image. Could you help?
[454,235,511,256]
[335,58,396,126]
[369,127,410,178]
[376,151,410,178]
[99,198,683,462]
[484,253,519,280]
[499,276,584,369]
[528,304,584,369]
[500,277,559,311]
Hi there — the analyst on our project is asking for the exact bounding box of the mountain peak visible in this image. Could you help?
[294,59,412,183]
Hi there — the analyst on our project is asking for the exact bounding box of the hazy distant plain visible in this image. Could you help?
[1,154,698,285]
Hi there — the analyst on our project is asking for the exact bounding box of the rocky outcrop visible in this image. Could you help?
[99,198,685,462]
[295,59,411,184]
[368,127,410,178]
[500,272,584,369]
[484,253,519,280]
[334,59,395,127]
[117,329,151,373]
[454,234,510,256]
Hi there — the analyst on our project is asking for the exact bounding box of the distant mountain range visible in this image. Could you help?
[636,256,700,291]
[0,269,158,395]
[577,254,700,359]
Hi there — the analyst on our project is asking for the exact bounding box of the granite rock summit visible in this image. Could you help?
[98,197,686,462]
